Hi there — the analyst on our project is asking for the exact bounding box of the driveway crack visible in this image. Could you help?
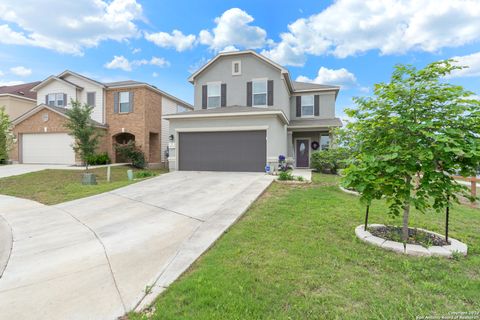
[56,207,127,313]
[110,193,205,222]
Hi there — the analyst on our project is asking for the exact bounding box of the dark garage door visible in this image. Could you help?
[178,130,266,172]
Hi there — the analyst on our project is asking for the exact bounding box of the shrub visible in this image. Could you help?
[115,141,146,168]
[135,170,156,179]
[86,152,111,165]
[278,171,294,181]
[311,148,348,174]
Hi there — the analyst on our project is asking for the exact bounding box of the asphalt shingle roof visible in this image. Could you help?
[0,81,41,100]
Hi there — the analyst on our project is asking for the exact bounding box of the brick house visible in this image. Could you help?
[10,71,192,166]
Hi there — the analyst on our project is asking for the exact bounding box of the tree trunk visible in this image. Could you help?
[402,201,410,245]
[402,176,412,245]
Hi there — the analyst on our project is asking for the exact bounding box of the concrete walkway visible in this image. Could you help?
[0,171,273,320]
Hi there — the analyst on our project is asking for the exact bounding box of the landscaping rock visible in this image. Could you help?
[444,238,468,256]
[355,225,371,240]
[428,246,452,257]
[405,244,431,257]
[364,235,386,247]
[382,240,405,254]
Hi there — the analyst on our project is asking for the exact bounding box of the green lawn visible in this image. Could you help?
[130,173,480,320]
[0,166,167,205]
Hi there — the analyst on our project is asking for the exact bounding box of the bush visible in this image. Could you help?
[86,152,111,165]
[115,141,146,168]
[134,170,156,179]
[311,148,349,174]
[278,171,295,181]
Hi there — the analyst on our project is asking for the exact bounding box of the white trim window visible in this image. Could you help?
[48,93,65,107]
[232,60,241,75]
[320,134,330,150]
[301,95,314,117]
[119,91,131,113]
[207,82,221,108]
[253,79,267,107]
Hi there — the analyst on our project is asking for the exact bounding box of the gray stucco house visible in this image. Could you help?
[164,50,342,172]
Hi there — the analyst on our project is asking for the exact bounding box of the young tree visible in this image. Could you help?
[0,107,14,162]
[64,101,102,171]
[342,60,480,244]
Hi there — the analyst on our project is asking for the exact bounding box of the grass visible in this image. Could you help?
[0,165,167,205]
[130,173,480,320]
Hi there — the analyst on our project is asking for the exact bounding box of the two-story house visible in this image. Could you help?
[164,50,342,172]
[9,70,192,167]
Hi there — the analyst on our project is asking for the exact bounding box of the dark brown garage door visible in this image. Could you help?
[178,130,266,172]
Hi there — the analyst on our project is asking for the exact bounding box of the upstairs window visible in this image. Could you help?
[252,79,267,107]
[87,92,96,107]
[119,92,131,113]
[232,60,241,75]
[207,83,221,108]
[47,93,65,107]
[301,95,314,117]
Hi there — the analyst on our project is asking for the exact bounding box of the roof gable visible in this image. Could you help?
[31,76,83,92]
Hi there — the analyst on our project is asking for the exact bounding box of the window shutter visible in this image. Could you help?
[64,94,67,107]
[267,80,274,106]
[113,92,119,113]
[296,96,301,117]
[221,83,227,107]
[202,85,207,109]
[314,95,320,116]
[246,81,252,107]
[129,91,134,112]
[45,95,48,105]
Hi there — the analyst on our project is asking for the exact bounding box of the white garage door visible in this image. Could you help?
[22,133,76,164]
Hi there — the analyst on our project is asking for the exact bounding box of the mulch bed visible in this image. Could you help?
[368,225,449,247]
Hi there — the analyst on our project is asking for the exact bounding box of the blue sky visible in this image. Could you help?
[0,0,479,119]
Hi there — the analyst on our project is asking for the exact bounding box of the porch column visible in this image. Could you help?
[287,131,294,164]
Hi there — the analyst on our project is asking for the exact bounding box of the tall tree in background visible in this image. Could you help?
[64,101,102,171]
[0,107,13,162]
[342,60,480,244]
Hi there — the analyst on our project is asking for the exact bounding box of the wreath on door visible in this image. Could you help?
[311,141,320,150]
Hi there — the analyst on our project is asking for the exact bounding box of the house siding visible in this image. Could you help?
[290,92,336,120]
[36,81,77,109]
[0,95,36,121]
[193,53,291,119]
[63,75,104,124]
[161,96,177,164]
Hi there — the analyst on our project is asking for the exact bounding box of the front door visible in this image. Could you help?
[296,139,309,168]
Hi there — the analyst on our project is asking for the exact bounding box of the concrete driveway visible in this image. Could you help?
[0,171,273,320]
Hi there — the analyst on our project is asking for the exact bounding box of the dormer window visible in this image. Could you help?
[47,93,65,107]
[207,82,221,108]
[252,79,267,107]
[232,60,241,75]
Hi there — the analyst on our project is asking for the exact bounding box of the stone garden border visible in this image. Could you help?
[339,186,360,196]
[355,224,468,257]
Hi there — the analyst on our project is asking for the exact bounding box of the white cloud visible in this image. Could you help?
[199,8,269,51]
[104,55,170,71]
[10,66,32,77]
[296,67,357,88]
[132,48,141,54]
[145,29,196,52]
[263,0,480,66]
[0,0,143,55]
[105,55,132,71]
[0,80,23,86]
[449,51,480,78]
[149,57,170,67]
[219,45,239,53]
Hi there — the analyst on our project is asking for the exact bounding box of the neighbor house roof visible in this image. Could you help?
[288,118,343,129]
[12,104,108,128]
[187,50,340,96]
[163,105,289,124]
[0,81,40,100]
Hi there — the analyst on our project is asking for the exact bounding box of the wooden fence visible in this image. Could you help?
[453,176,478,198]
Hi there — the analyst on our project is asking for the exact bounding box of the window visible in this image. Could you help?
[301,95,314,117]
[177,105,188,113]
[252,79,267,107]
[232,60,241,75]
[320,135,330,150]
[207,83,221,108]
[87,92,96,107]
[119,92,131,113]
[48,93,65,107]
